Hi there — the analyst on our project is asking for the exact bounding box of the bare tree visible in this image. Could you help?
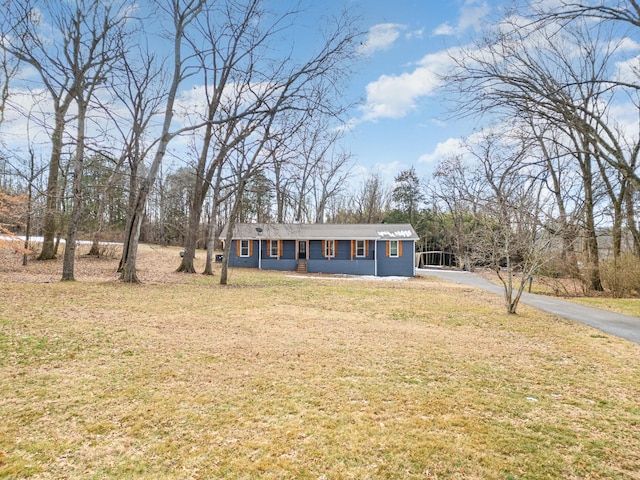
[220,114,280,285]
[434,133,552,314]
[175,0,268,273]
[330,173,391,223]
[310,148,352,223]
[297,126,353,223]
[119,0,206,283]
[60,1,129,281]
[361,174,390,223]
[443,13,640,290]
[431,155,484,272]
[88,45,166,256]
[2,0,80,260]
[532,0,640,29]
[520,117,589,284]
[202,159,227,275]
[2,1,132,272]
[177,1,360,273]
[0,35,19,126]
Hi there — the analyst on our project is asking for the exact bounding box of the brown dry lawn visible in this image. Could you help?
[1,245,640,479]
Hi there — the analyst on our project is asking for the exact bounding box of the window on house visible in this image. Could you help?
[356,240,366,257]
[270,240,279,257]
[324,240,335,257]
[389,240,399,257]
[240,240,250,257]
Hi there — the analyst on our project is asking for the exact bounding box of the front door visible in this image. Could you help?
[298,240,307,260]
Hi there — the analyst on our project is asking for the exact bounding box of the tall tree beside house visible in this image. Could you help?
[174,0,268,274]
[441,7,640,291]
[219,114,279,285]
[118,0,206,283]
[389,167,424,226]
[175,0,360,274]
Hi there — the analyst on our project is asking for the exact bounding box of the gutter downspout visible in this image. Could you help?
[374,239,378,276]
[412,240,416,276]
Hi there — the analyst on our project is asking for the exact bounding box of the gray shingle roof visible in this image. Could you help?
[221,223,419,241]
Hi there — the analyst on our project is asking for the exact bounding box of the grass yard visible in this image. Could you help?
[1,245,640,479]
[569,297,640,319]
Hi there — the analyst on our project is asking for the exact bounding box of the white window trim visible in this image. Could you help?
[240,239,250,257]
[389,240,399,257]
[356,240,366,257]
[269,239,279,257]
[324,240,335,258]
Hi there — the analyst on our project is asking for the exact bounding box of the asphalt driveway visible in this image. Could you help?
[417,268,640,345]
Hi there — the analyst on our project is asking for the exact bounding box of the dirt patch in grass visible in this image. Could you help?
[1,247,640,479]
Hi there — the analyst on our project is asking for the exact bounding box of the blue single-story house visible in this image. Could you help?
[220,223,419,277]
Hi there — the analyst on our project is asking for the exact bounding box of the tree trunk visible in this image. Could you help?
[120,171,156,283]
[611,201,622,258]
[22,147,35,266]
[119,1,204,281]
[583,182,603,291]
[624,184,640,258]
[219,219,235,285]
[203,170,223,275]
[177,196,202,274]
[62,102,87,281]
[38,111,66,260]
[120,220,141,284]
[220,185,247,285]
[203,211,216,276]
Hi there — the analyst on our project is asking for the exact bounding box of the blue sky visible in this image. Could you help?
[3,0,497,185]
[329,0,496,181]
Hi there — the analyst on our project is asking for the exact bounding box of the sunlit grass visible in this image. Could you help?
[1,249,639,478]
[569,297,640,318]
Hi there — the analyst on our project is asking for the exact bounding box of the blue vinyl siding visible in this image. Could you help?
[376,240,414,276]
[262,240,296,271]
[228,238,415,277]
[228,240,258,268]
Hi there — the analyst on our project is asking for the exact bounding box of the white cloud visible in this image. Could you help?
[616,53,640,85]
[418,137,464,164]
[433,0,490,36]
[358,47,463,123]
[433,23,455,36]
[359,67,439,121]
[358,23,405,56]
[458,1,490,31]
[372,159,404,179]
[406,28,425,40]
[2,88,51,148]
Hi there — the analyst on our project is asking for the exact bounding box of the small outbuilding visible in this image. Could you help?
[220,223,419,277]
